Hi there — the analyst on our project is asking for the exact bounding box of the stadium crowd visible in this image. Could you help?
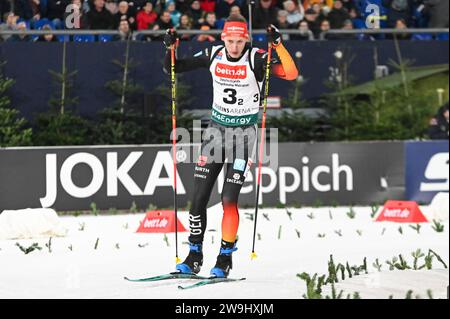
[0,0,448,41]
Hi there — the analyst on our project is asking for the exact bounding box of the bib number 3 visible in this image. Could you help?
[223,88,244,106]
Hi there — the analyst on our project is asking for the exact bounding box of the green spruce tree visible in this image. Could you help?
[94,40,146,144]
[0,62,32,146]
[33,42,91,146]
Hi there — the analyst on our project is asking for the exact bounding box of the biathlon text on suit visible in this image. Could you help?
[163,14,299,278]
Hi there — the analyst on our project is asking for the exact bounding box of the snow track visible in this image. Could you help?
[0,205,448,299]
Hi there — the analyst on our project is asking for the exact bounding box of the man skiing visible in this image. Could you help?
[163,13,298,278]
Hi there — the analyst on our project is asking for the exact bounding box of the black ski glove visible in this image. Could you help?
[267,24,281,47]
[164,29,178,49]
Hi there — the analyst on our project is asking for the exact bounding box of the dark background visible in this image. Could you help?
[0,40,448,121]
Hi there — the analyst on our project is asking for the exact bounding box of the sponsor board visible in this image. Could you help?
[0,142,404,211]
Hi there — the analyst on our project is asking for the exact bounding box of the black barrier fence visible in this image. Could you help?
[0,141,405,212]
[1,27,448,38]
[0,39,448,122]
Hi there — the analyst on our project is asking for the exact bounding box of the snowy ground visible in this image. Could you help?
[0,205,448,299]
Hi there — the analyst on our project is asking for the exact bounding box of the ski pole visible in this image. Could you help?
[247,0,255,47]
[170,34,181,264]
[251,40,272,260]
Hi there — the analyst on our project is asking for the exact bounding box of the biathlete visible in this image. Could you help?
[163,13,299,278]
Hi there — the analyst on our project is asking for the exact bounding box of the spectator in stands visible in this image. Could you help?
[200,0,216,13]
[303,0,333,11]
[201,11,219,39]
[215,0,241,20]
[36,24,59,41]
[390,18,412,39]
[292,19,315,40]
[112,18,132,40]
[346,5,374,38]
[229,4,241,16]
[348,6,365,29]
[274,10,291,40]
[203,11,217,29]
[136,1,157,30]
[318,18,332,39]
[203,12,223,35]
[382,0,414,27]
[113,1,136,29]
[322,15,358,40]
[151,10,173,40]
[46,0,71,28]
[166,0,181,27]
[187,0,204,28]
[0,12,18,41]
[283,0,303,26]
[423,0,449,28]
[428,102,449,140]
[87,0,114,29]
[275,9,290,28]
[254,0,278,29]
[311,1,330,16]
[326,18,358,39]
[105,0,119,14]
[310,2,327,25]
[178,13,193,40]
[327,0,351,29]
[7,20,32,41]
[303,7,319,37]
[195,24,215,42]
[339,18,358,39]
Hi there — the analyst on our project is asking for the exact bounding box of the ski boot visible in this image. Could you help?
[210,241,238,278]
[176,242,203,274]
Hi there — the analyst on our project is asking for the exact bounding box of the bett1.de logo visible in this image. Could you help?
[215,63,247,79]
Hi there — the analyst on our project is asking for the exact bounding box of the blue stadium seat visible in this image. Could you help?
[352,19,366,30]
[253,34,266,42]
[57,35,70,42]
[356,33,375,41]
[73,35,96,42]
[98,34,113,42]
[436,33,449,41]
[373,33,386,40]
[412,33,433,41]
[30,19,57,41]
[16,19,31,29]
[32,18,51,30]
[135,33,146,41]
[216,18,226,30]
[52,19,64,29]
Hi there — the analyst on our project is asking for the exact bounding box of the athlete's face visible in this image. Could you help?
[224,36,247,59]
